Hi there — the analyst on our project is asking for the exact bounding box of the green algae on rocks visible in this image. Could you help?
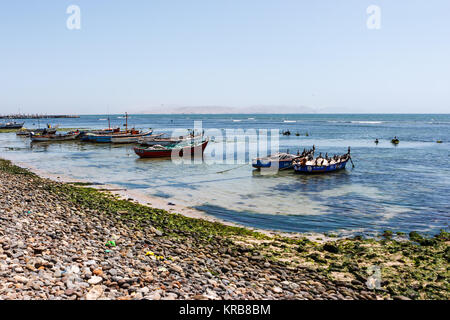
[1,158,449,300]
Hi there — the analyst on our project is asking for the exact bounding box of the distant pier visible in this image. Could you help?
[0,114,80,119]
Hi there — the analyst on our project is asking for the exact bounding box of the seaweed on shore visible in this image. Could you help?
[1,157,449,300]
[48,179,268,241]
[0,159,36,176]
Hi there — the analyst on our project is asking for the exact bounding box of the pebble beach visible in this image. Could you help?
[0,158,448,300]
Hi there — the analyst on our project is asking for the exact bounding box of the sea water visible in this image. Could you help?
[1,114,448,236]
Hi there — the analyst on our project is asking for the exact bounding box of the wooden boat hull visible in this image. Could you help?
[140,139,179,146]
[81,131,153,143]
[293,160,348,174]
[134,140,208,158]
[139,134,201,146]
[30,133,80,142]
[17,128,57,136]
[252,159,295,170]
[111,135,147,144]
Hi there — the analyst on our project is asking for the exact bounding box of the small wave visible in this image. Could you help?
[283,120,296,123]
[351,121,383,124]
[427,121,450,125]
[98,118,107,121]
[232,119,242,122]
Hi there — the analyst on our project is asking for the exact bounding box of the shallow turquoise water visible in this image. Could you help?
[1,114,449,236]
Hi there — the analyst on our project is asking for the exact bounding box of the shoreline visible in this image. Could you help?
[6,157,340,243]
[0,158,448,300]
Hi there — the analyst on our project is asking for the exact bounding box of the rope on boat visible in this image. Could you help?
[349,156,355,168]
[216,164,248,174]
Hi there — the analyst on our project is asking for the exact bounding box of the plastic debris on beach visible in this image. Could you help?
[105,240,116,247]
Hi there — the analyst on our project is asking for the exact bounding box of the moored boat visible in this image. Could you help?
[17,128,58,136]
[293,147,352,174]
[82,130,153,143]
[0,121,24,129]
[134,139,209,158]
[81,112,153,143]
[252,153,300,170]
[252,146,315,170]
[30,131,80,142]
[138,134,201,146]
[294,159,349,173]
[111,131,154,144]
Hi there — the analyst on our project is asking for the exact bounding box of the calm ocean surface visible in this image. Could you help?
[1,114,449,236]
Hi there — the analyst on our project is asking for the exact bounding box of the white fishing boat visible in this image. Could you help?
[138,134,202,146]
[30,131,80,142]
[109,131,153,144]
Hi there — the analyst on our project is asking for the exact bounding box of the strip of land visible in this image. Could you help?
[0,158,448,300]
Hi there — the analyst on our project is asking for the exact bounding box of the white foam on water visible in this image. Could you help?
[350,121,383,124]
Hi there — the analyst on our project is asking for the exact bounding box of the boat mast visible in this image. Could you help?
[107,105,111,130]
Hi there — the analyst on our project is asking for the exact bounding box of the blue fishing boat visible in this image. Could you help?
[252,153,300,170]
[293,147,353,174]
[81,130,152,143]
[293,159,349,173]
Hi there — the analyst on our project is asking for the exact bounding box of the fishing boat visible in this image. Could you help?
[0,121,24,129]
[252,153,300,170]
[110,130,153,144]
[17,124,59,136]
[134,139,209,158]
[293,147,352,174]
[138,134,201,146]
[79,128,118,135]
[17,128,57,136]
[30,131,80,142]
[81,112,153,143]
[79,116,118,137]
[82,130,153,143]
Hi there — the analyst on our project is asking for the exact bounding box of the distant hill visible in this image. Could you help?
[138,105,318,114]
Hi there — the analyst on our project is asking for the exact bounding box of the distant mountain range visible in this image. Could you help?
[137,105,320,114]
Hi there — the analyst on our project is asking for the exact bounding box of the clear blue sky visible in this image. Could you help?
[0,0,449,114]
